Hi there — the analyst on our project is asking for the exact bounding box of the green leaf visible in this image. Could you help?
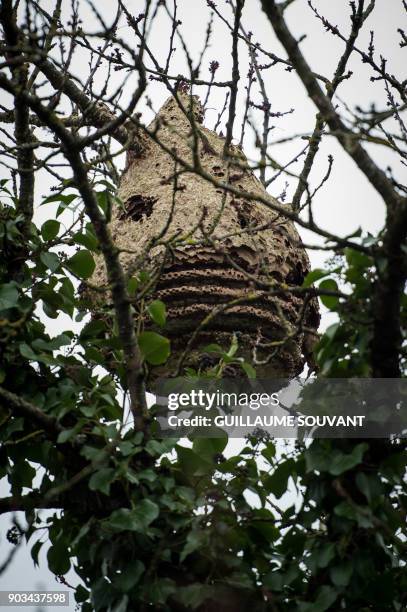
[73,230,98,252]
[119,441,135,456]
[30,540,43,567]
[345,248,372,269]
[313,586,338,612]
[41,219,60,241]
[298,586,338,612]
[113,560,144,592]
[176,486,195,504]
[0,283,19,310]
[147,299,167,327]
[324,322,339,341]
[176,445,213,477]
[127,277,138,296]
[249,508,279,541]
[89,467,116,495]
[330,562,353,587]
[13,460,36,488]
[75,585,90,604]
[148,578,177,605]
[239,361,256,378]
[47,538,70,575]
[81,445,105,462]
[19,343,38,360]
[133,499,160,527]
[227,334,239,357]
[138,331,170,365]
[334,501,358,521]
[107,500,159,532]
[318,279,339,310]
[303,268,331,287]
[57,427,79,444]
[175,584,210,609]
[305,442,367,476]
[58,277,75,316]
[355,471,382,503]
[84,346,104,365]
[145,438,175,456]
[114,594,129,611]
[180,530,207,562]
[90,578,114,610]
[96,189,111,216]
[80,319,106,339]
[139,468,157,482]
[316,543,336,568]
[32,333,71,352]
[42,193,77,206]
[264,458,295,498]
[203,343,224,354]
[328,443,368,476]
[264,571,284,591]
[192,436,227,460]
[106,509,137,532]
[66,250,95,279]
[261,442,276,463]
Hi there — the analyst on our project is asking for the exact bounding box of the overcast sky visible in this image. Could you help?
[0,0,405,608]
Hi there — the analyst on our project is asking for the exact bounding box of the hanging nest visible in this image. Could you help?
[90,92,319,379]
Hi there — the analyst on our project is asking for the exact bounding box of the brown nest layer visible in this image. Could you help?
[90,92,319,378]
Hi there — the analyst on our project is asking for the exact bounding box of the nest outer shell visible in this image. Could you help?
[90,93,320,378]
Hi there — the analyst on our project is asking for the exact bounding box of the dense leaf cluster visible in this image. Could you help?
[0,180,406,611]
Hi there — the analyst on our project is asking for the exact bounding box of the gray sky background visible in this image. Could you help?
[0,0,405,608]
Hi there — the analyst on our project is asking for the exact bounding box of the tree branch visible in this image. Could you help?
[292,0,365,211]
[0,74,147,427]
[223,0,244,157]
[0,494,63,516]
[0,385,61,436]
[260,0,407,377]
[260,0,403,211]
[0,0,34,236]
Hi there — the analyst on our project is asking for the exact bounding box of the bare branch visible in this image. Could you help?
[0,73,147,427]
[224,0,244,157]
[260,0,404,211]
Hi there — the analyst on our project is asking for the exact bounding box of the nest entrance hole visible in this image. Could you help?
[118,195,158,223]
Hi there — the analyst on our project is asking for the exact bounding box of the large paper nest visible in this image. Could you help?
[90,93,319,378]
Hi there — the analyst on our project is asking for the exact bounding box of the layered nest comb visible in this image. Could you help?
[90,92,319,378]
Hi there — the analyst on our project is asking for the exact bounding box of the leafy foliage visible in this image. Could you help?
[0,178,406,611]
